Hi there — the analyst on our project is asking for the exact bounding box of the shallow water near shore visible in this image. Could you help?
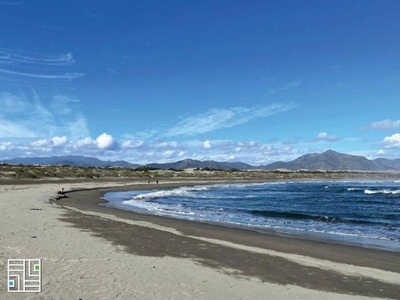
[103,180,400,252]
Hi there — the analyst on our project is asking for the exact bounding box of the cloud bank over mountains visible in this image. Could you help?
[1,91,399,164]
[1,85,399,164]
[0,97,305,164]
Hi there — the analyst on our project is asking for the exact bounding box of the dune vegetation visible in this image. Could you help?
[1,163,399,181]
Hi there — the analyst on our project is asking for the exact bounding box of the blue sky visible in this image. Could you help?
[1,0,400,165]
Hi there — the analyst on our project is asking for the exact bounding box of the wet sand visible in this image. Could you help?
[57,180,400,299]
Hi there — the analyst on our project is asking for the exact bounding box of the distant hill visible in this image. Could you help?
[262,150,394,171]
[1,155,139,168]
[2,150,400,171]
[146,159,255,170]
[372,158,400,171]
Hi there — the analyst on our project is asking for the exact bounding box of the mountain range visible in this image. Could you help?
[0,155,139,168]
[146,159,253,170]
[2,150,400,171]
[262,150,400,171]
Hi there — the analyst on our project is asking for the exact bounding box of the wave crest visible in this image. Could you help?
[130,185,210,201]
[364,189,400,195]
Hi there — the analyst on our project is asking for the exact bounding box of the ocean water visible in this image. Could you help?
[102,181,400,252]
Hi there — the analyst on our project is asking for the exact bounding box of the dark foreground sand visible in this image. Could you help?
[55,179,400,299]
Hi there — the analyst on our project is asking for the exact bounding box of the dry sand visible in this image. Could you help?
[0,179,399,299]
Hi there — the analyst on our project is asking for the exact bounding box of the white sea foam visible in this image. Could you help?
[213,182,286,189]
[157,208,195,215]
[131,185,211,201]
[364,189,400,195]
[347,187,363,191]
[122,199,196,216]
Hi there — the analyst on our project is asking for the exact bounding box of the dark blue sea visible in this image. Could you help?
[102,181,400,252]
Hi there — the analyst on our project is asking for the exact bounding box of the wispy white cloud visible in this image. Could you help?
[0,120,37,138]
[0,51,74,66]
[237,141,262,148]
[121,139,144,149]
[269,81,300,94]
[29,136,68,148]
[377,149,385,155]
[51,95,80,115]
[166,103,296,137]
[0,91,89,139]
[0,91,54,138]
[0,92,28,112]
[203,140,212,149]
[0,49,83,86]
[149,141,178,149]
[162,150,176,158]
[29,139,51,148]
[281,81,300,90]
[52,136,68,147]
[0,69,84,79]
[0,141,12,151]
[364,119,400,131]
[120,139,181,151]
[65,114,90,140]
[235,141,262,153]
[382,133,400,148]
[76,137,95,148]
[315,132,340,142]
[123,130,158,141]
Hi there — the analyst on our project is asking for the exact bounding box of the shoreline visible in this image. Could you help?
[100,181,400,253]
[1,177,399,299]
[58,180,400,268]
[56,179,400,299]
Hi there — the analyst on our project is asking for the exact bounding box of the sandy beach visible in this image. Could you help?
[1,178,399,299]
